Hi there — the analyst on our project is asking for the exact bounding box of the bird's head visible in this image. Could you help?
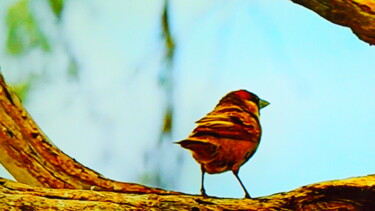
[233,90,269,110]
[216,89,269,116]
[222,90,269,117]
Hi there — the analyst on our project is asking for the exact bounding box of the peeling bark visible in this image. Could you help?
[290,0,375,45]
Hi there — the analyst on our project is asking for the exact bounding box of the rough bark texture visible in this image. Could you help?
[291,0,375,45]
[0,74,174,195]
[0,175,375,210]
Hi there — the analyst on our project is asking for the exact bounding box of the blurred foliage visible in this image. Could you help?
[67,59,79,80]
[159,0,175,138]
[162,2,175,60]
[6,0,50,55]
[139,172,168,189]
[146,0,178,189]
[11,81,31,102]
[162,111,173,134]
[48,0,64,19]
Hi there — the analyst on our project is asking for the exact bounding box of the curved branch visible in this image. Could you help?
[0,73,175,195]
[291,0,375,45]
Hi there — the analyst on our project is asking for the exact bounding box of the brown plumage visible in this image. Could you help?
[176,90,269,198]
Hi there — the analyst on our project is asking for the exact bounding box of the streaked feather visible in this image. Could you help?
[177,90,267,174]
[176,90,268,198]
[192,104,260,141]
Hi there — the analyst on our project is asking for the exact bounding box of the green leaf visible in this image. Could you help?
[48,0,64,19]
[67,59,79,80]
[6,0,50,55]
[11,81,31,102]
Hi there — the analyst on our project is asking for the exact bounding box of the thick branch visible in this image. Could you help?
[0,74,175,195]
[291,0,375,45]
[0,175,375,210]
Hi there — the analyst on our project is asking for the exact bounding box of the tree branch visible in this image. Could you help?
[290,0,375,45]
[0,175,374,210]
[0,73,175,195]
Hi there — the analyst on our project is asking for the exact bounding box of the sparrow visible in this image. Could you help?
[176,90,269,198]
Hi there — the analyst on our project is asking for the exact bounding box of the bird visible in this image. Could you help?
[176,90,269,198]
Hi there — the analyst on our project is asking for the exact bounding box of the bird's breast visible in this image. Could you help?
[203,139,260,174]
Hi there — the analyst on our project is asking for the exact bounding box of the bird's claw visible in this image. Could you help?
[244,193,251,199]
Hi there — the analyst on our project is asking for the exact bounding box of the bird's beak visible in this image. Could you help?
[259,99,270,109]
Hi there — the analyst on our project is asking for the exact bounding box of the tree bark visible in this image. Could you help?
[0,175,374,210]
[290,0,375,45]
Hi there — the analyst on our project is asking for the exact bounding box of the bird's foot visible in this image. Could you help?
[201,189,208,198]
[244,193,251,199]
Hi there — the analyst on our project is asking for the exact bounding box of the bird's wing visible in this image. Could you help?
[196,111,231,124]
[194,113,258,140]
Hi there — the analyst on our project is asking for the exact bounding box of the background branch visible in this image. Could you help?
[291,0,375,45]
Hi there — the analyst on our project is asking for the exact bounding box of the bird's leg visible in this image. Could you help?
[200,165,207,197]
[232,170,251,198]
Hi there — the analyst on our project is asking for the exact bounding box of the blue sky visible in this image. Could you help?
[172,0,375,197]
[0,0,374,198]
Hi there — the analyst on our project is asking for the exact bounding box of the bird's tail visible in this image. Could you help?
[175,139,217,162]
